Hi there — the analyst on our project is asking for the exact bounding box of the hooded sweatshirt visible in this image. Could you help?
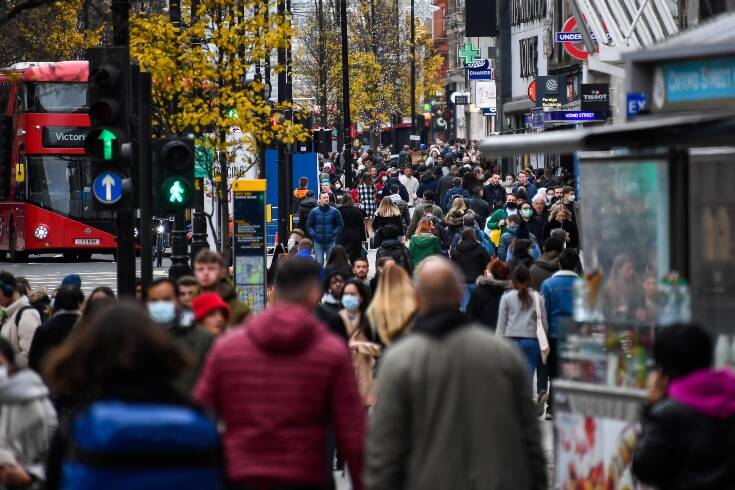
[408,233,442,267]
[193,305,365,490]
[0,369,57,480]
[633,368,735,490]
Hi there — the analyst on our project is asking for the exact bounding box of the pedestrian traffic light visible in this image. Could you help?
[154,137,195,211]
[86,47,133,210]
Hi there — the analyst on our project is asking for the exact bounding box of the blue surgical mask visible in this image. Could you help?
[147,301,176,324]
[342,294,360,312]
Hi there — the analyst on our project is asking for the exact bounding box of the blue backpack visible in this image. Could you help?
[61,401,221,490]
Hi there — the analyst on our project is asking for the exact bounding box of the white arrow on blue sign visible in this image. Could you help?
[93,170,124,204]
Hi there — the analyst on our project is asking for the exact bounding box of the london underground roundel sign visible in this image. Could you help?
[557,16,597,61]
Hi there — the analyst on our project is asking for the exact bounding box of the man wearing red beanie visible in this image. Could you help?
[194,258,365,490]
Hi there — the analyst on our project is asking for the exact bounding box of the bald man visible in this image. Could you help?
[366,257,547,490]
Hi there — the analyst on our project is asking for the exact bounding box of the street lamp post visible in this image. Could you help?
[340,0,353,188]
[410,0,416,137]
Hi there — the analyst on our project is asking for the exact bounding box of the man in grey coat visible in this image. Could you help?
[366,256,547,490]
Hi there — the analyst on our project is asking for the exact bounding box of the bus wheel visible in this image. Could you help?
[77,252,93,261]
[63,252,76,262]
[8,224,27,263]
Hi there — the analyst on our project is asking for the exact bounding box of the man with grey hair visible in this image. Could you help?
[366,256,547,490]
[528,194,548,240]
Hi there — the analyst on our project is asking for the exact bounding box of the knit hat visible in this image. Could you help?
[61,274,82,288]
[192,292,231,322]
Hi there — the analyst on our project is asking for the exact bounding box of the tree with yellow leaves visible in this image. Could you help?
[131,0,309,258]
[0,0,102,67]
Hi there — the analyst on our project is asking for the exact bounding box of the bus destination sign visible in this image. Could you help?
[43,127,88,148]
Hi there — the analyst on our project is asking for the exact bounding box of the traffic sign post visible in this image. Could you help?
[92,171,124,204]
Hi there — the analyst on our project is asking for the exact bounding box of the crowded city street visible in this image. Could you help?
[0,0,733,489]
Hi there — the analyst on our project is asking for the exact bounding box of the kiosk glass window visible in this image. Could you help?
[578,159,670,325]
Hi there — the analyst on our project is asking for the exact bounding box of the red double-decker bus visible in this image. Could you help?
[0,61,116,261]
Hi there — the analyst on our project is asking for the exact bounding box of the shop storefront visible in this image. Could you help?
[481,24,735,489]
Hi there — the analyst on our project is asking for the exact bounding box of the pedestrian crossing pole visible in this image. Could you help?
[340,0,353,188]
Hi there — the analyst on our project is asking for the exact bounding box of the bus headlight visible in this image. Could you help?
[34,225,49,240]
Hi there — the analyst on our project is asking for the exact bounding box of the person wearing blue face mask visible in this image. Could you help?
[146,278,213,395]
[339,279,381,408]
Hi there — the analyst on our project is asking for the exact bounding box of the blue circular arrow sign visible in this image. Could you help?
[92,170,124,204]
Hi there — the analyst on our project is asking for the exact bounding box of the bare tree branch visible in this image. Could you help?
[0,0,56,28]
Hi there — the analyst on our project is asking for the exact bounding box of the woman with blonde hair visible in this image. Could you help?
[372,196,405,248]
[543,202,580,249]
[444,196,471,249]
[366,263,417,345]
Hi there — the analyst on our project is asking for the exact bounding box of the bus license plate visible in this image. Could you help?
[74,238,100,245]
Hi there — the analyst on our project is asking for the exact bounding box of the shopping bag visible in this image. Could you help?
[534,292,550,365]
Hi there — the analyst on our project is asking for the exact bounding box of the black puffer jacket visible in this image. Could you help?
[376,239,413,275]
[466,276,511,329]
[451,240,489,284]
[297,197,317,236]
[632,369,735,490]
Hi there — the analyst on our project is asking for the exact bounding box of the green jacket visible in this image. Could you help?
[486,208,508,235]
[170,323,214,395]
[408,234,442,267]
[219,279,251,326]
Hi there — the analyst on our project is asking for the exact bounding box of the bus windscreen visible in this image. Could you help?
[22,82,87,113]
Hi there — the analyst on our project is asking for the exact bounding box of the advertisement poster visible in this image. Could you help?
[556,412,643,489]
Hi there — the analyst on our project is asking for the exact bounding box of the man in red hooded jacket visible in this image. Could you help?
[194,258,365,490]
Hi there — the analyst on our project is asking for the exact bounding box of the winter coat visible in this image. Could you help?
[193,305,364,489]
[0,296,42,369]
[436,173,455,206]
[338,206,367,261]
[632,369,735,490]
[169,315,214,396]
[468,197,491,226]
[406,204,444,239]
[527,213,547,244]
[376,239,413,275]
[513,183,537,199]
[339,310,381,407]
[28,311,80,374]
[451,240,490,284]
[408,233,442,267]
[372,214,405,248]
[379,177,409,203]
[365,308,547,490]
[442,186,470,211]
[218,279,251,326]
[416,175,438,199]
[297,197,318,235]
[399,175,420,205]
[307,204,344,245]
[443,209,471,249]
[529,251,560,289]
[541,270,577,338]
[543,218,580,249]
[388,195,411,228]
[486,207,510,236]
[483,183,506,210]
[0,369,57,483]
[498,228,540,264]
[496,289,548,339]
[467,276,511,329]
[507,252,535,273]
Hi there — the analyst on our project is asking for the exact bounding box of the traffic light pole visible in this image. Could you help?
[277,0,289,247]
[191,179,208,269]
[340,0,352,188]
[138,72,153,296]
[168,210,191,281]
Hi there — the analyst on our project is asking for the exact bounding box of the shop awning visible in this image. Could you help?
[479,110,735,156]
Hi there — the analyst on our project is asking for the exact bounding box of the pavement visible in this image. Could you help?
[5,252,556,487]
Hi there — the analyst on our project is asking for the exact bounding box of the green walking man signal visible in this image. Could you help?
[168,179,185,203]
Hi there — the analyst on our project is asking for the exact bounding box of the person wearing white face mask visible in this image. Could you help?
[339,279,381,407]
[0,336,56,488]
[146,278,213,395]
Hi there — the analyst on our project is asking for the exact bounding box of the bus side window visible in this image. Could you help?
[0,83,9,114]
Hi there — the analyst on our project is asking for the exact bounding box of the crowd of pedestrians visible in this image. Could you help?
[0,140,730,490]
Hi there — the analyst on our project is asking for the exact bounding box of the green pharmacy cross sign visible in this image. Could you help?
[458,42,481,65]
